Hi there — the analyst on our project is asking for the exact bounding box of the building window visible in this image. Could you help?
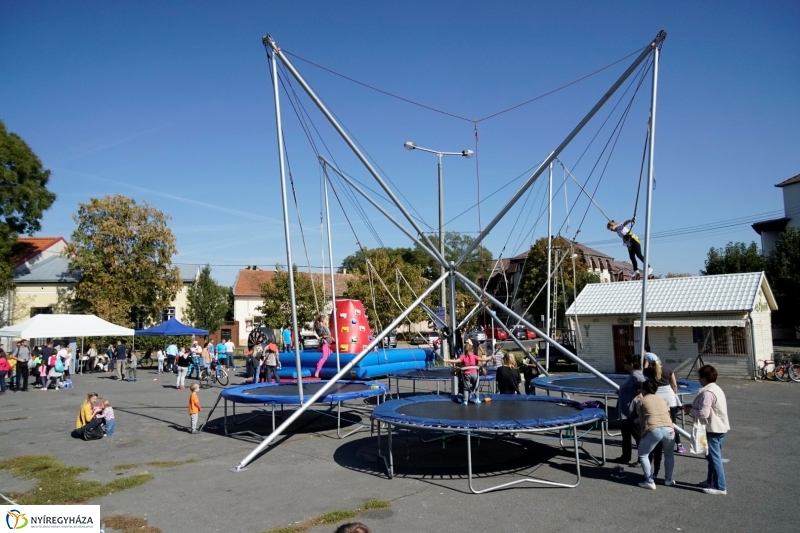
[699,327,747,357]
[30,307,53,317]
[253,315,264,328]
[161,307,176,323]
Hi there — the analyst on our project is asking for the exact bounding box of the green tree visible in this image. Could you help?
[424,232,494,284]
[65,195,182,327]
[516,237,600,329]
[258,266,323,329]
[184,264,229,333]
[344,248,432,330]
[701,241,765,275]
[766,226,800,334]
[0,120,57,294]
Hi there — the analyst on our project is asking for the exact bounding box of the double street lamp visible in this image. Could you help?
[404,141,473,355]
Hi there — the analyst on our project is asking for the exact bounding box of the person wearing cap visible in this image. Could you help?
[263,342,280,383]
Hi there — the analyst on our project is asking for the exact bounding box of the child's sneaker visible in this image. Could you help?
[676,445,686,454]
[461,400,468,406]
[474,398,482,404]
[638,481,656,490]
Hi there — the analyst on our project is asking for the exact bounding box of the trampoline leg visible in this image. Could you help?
[604,395,620,437]
[572,427,582,486]
[376,422,393,479]
[224,399,229,436]
[271,404,276,433]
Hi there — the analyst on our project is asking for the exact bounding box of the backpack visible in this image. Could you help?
[55,358,65,372]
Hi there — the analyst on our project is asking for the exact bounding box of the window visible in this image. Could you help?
[161,307,176,323]
[253,315,264,328]
[30,307,53,317]
[698,327,747,357]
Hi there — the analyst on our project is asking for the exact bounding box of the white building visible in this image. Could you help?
[565,272,777,378]
[752,172,799,255]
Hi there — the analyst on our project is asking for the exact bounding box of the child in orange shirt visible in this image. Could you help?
[188,383,201,434]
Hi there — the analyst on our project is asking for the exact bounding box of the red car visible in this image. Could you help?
[511,326,537,340]
[484,327,509,340]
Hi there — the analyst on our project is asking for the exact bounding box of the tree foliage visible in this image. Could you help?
[0,120,57,293]
[258,265,324,329]
[701,241,765,275]
[344,248,432,330]
[766,226,800,332]
[65,195,182,327]
[516,237,601,329]
[184,264,229,333]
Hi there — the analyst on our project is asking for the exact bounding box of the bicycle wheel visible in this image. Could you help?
[200,371,211,389]
[789,363,800,383]
[140,356,154,370]
[217,369,229,386]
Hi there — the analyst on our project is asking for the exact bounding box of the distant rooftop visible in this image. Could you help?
[775,173,800,188]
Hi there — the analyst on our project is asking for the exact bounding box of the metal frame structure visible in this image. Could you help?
[234,30,666,472]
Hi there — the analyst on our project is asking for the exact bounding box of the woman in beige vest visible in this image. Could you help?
[685,364,730,495]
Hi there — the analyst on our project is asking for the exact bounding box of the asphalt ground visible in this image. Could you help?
[0,367,798,533]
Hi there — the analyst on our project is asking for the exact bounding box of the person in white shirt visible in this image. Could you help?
[225,339,236,370]
[157,348,165,374]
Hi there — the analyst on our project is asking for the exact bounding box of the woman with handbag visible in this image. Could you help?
[684,365,730,495]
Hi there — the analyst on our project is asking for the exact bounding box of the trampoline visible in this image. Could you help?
[204,380,388,439]
[371,394,606,493]
[388,366,497,397]
[530,373,701,433]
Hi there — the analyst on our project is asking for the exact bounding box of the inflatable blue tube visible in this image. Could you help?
[280,348,432,368]
[314,360,428,379]
[276,367,312,379]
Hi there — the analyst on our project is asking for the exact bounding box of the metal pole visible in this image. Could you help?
[323,176,340,372]
[438,153,448,362]
[232,271,448,471]
[269,49,304,402]
[453,30,666,268]
[263,36,447,269]
[546,162,553,372]
[639,43,659,365]
[454,271,618,390]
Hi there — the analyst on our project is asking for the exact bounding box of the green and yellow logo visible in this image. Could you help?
[6,509,28,529]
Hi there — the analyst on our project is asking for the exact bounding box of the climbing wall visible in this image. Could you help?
[331,299,374,353]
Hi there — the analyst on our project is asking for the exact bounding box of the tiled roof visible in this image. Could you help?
[10,237,66,268]
[566,272,776,315]
[233,269,353,297]
[13,255,78,283]
[775,173,800,188]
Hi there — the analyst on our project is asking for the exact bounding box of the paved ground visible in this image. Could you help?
[1,367,798,533]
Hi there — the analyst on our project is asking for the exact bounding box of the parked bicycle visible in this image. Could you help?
[200,359,229,388]
[774,353,800,383]
[138,350,154,370]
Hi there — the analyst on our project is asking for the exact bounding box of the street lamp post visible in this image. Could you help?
[404,142,473,359]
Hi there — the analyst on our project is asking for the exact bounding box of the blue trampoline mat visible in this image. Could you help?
[371,394,605,431]
[531,373,701,395]
[221,380,388,404]
[389,367,497,382]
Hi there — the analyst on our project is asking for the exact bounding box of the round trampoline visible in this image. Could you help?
[530,373,701,396]
[207,380,388,439]
[371,394,607,493]
[388,366,496,397]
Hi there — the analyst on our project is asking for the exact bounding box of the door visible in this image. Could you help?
[612,325,635,372]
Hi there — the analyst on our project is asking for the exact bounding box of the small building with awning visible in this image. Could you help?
[565,272,777,378]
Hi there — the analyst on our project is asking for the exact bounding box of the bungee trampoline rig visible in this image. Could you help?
[227,29,673,487]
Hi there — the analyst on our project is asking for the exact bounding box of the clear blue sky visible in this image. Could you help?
[3,1,798,286]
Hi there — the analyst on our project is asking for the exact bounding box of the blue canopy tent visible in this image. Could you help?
[135,317,209,336]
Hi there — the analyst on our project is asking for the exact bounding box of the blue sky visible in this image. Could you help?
[2,1,798,287]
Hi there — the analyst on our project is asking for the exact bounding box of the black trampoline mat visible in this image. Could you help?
[396,399,579,422]
[241,382,371,396]
[549,377,626,391]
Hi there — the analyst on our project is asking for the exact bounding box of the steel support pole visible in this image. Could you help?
[638,44,659,364]
[269,49,303,402]
[263,35,447,269]
[454,30,666,268]
[454,272,618,390]
[438,154,448,362]
[323,177,340,371]
[232,272,448,471]
[546,162,553,371]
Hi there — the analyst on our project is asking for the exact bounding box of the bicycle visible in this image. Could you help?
[755,359,777,380]
[774,353,800,383]
[138,354,154,369]
[199,360,229,388]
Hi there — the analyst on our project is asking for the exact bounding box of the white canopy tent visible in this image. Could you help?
[0,314,134,338]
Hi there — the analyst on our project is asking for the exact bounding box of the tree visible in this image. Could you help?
[516,236,600,329]
[258,266,323,329]
[0,120,57,294]
[425,232,494,284]
[766,226,800,334]
[184,264,229,333]
[65,195,182,327]
[344,248,432,330]
[701,241,765,275]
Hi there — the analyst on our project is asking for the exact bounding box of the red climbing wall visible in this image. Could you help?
[331,299,374,353]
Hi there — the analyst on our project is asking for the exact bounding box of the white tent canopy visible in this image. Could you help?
[0,314,134,339]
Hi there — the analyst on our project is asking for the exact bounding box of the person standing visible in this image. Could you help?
[610,354,647,464]
[114,340,127,380]
[313,314,332,378]
[157,347,165,374]
[86,343,98,373]
[12,339,30,391]
[166,342,178,372]
[188,383,201,434]
[0,350,10,395]
[685,364,730,495]
[521,345,540,394]
[263,342,280,383]
[225,338,236,370]
[176,348,190,389]
[496,352,521,394]
[282,325,293,353]
[128,350,138,382]
[215,340,227,370]
[633,380,676,490]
